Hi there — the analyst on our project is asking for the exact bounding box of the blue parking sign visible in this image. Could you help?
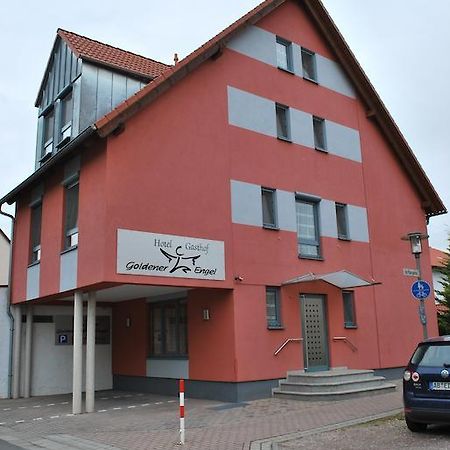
[411,280,431,300]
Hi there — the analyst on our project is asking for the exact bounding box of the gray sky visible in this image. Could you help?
[0,0,448,250]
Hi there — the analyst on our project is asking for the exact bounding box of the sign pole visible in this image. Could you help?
[414,254,428,340]
[179,379,185,445]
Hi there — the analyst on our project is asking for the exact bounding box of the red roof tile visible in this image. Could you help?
[430,247,448,268]
[58,29,170,80]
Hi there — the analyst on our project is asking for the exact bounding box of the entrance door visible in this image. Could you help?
[300,294,329,372]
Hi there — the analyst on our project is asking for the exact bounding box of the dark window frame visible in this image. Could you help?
[295,195,322,259]
[313,116,327,151]
[29,201,42,264]
[335,203,350,240]
[276,36,293,73]
[266,287,283,329]
[59,88,73,146]
[343,291,357,328]
[149,299,188,358]
[41,107,55,160]
[275,103,291,141]
[63,178,79,250]
[301,47,318,83]
[261,187,278,229]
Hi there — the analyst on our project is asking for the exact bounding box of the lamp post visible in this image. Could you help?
[405,231,429,340]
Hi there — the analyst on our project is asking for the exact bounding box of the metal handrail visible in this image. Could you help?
[274,338,303,356]
[333,336,357,352]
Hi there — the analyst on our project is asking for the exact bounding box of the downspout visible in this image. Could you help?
[1,203,15,398]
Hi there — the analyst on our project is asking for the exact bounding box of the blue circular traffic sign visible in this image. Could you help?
[411,280,431,300]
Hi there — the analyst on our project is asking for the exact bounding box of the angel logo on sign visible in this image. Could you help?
[160,246,201,274]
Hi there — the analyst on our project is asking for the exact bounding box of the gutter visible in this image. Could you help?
[0,206,15,398]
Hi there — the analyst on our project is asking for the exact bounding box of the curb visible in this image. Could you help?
[249,408,403,450]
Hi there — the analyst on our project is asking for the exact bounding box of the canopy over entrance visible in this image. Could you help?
[282,270,380,289]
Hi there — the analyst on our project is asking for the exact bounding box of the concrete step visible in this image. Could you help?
[286,369,375,384]
[273,383,396,401]
[278,376,387,393]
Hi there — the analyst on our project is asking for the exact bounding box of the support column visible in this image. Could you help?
[72,291,83,414]
[12,304,22,399]
[85,291,96,413]
[24,305,33,398]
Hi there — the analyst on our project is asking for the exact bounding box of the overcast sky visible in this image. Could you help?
[0,0,448,251]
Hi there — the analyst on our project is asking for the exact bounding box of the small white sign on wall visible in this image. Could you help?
[117,229,225,281]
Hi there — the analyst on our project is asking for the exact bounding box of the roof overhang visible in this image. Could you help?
[282,270,380,289]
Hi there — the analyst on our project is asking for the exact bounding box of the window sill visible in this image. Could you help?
[267,325,285,330]
[344,325,358,329]
[147,355,188,360]
[57,136,71,149]
[303,76,319,85]
[298,254,324,261]
[315,146,328,153]
[60,245,78,256]
[277,66,295,75]
[39,152,52,164]
[263,225,280,231]
[27,260,41,269]
[277,136,292,143]
[338,236,352,242]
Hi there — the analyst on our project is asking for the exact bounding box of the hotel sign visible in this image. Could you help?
[117,229,225,281]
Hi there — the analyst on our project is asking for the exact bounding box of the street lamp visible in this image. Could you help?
[403,231,429,339]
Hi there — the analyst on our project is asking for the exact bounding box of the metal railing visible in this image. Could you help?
[333,336,357,352]
[274,338,303,356]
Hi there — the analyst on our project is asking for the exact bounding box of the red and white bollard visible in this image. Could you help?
[179,379,185,445]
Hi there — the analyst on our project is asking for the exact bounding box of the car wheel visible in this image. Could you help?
[405,418,428,432]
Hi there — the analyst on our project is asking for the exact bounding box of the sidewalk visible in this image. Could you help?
[0,381,403,450]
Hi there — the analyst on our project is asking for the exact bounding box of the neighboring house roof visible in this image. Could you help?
[35,29,171,106]
[430,247,447,269]
[0,228,10,244]
[1,0,447,219]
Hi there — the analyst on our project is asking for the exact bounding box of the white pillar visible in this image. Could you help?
[12,304,22,399]
[23,305,33,398]
[72,291,83,414]
[85,291,96,413]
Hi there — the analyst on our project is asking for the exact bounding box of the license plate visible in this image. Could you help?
[429,381,450,391]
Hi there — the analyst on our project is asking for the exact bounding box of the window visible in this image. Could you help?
[343,291,357,328]
[301,48,317,82]
[313,116,327,151]
[266,287,282,328]
[276,103,290,141]
[276,37,293,72]
[261,187,277,229]
[60,91,73,143]
[335,203,349,239]
[150,300,188,356]
[296,197,321,258]
[42,109,54,159]
[30,202,42,263]
[63,180,79,249]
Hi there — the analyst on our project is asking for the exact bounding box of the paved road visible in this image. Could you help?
[278,414,450,449]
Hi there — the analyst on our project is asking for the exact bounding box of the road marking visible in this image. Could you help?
[33,418,43,421]
[47,403,55,406]
[167,400,176,403]
[60,401,69,405]
[50,415,59,419]
[127,405,136,409]
[0,422,5,425]
[155,402,163,405]
[18,406,26,409]
[3,408,11,411]
[124,395,132,398]
[98,410,107,413]
[141,403,150,407]
[15,420,25,423]
[113,407,122,410]
[113,396,120,399]
[100,397,109,400]
[33,405,41,408]
[66,414,74,417]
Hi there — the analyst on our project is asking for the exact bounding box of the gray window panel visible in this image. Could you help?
[26,263,40,300]
[347,205,369,242]
[276,103,290,140]
[325,121,362,162]
[276,37,293,71]
[313,116,327,151]
[335,203,349,239]
[230,180,263,227]
[276,190,297,232]
[315,54,356,98]
[343,291,357,328]
[296,198,321,258]
[301,48,317,82]
[261,188,277,228]
[266,287,282,328]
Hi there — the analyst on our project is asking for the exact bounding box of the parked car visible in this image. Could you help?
[403,336,450,431]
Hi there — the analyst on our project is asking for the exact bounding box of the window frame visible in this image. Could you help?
[63,178,79,251]
[29,201,42,264]
[261,187,278,230]
[313,116,327,152]
[301,47,318,83]
[342,291,357,328]
[41,107,55,161]
[276,36,293,73]
[266,287,283,329]
[59,88,73,146]
[295,195,322,259]
[149,299,188,358]
[335,202,350,240]
[275,103,291,142]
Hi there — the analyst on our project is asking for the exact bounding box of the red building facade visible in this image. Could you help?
[1,0,446,408]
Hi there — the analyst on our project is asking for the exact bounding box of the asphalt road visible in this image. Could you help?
[279,414,450,449]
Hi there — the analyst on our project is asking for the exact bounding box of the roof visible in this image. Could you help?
[0,227,10,244]
[1,0,447,217]
[58,29,170,80]
[430,247,448,268]
[282,270,380,289]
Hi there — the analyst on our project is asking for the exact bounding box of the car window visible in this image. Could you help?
[411,344,450,367]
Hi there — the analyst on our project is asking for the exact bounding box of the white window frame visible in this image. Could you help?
[275,103,291,141]
[276,36,293,72]
[261,187,278,229]
[301,47,318,83]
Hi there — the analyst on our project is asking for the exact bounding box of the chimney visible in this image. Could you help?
[174,53,179,65]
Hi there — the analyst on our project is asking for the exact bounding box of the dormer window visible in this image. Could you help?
[42,108,54,160]
[60,90,73,144]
